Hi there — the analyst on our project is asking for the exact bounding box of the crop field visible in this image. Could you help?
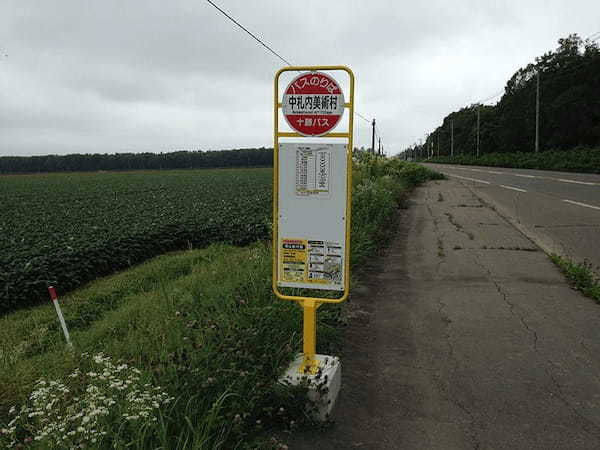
[0,168,272,313]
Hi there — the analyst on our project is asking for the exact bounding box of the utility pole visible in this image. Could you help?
[451,119,454,157]
[477,105,480,157]
[371,119,376,154]
[535,71,540,153]
[378,137,381,155]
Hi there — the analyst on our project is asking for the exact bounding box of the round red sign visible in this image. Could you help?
[282,71,345,136]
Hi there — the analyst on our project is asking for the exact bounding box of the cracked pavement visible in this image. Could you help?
[286,178,600,449]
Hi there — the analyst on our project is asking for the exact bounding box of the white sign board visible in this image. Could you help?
[277,143,348,291]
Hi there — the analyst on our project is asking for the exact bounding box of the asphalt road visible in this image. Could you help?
[425,163,600,272]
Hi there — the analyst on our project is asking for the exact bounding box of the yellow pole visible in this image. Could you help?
[300,299,320,374]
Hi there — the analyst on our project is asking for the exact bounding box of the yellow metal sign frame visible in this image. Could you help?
[273,65,354,373]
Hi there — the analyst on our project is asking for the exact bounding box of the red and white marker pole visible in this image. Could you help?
[48,286,73,348]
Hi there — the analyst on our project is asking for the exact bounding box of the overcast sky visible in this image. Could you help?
[1,0,598,157]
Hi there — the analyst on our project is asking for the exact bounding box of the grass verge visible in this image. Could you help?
[550,254,600,303]
[0,157,442,449]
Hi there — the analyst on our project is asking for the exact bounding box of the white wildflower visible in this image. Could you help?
[2,352,172,448]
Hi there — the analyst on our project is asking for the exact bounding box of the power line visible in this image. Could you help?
[585,31,600,41]
[477,89,504,105]
[206,0,292,66]
[374,122,385,150]
[426,38,599,158]
[448,37,599,131]
[472,33,600,107]
[205,0,379,140]
[535,55,600,83]
[375,125,385,146]
[354,111,372,124]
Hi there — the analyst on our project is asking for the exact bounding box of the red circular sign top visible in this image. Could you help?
[282,71,345,136]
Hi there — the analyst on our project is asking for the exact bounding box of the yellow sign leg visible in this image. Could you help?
[300,299,320,374]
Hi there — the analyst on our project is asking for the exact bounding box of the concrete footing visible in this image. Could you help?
[279,354,341,422]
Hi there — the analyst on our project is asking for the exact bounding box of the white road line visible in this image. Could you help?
[500,184,527,193]
[448,174,491,184]
[435,165,600,186]
[563,199,600,211]
[557,178,598,186]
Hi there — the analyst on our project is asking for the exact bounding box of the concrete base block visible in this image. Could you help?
[279,354,341,422]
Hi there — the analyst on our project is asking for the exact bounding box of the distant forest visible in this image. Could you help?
[0,147,273,174]
[404,34,600,157]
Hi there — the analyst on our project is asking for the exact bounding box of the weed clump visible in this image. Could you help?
[550,255,600,302]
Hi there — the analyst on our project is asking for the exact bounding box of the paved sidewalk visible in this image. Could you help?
[286,178,600,449]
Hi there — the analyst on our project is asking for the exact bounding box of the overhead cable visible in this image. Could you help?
[354,111,372,124]
[206,0,292,66]
[206,0,378,133]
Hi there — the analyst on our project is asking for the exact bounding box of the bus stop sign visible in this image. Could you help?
[282,71,345,136]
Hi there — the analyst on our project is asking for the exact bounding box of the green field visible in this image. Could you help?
[1,169,272,313]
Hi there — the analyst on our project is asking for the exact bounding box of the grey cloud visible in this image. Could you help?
[0,0,598,156]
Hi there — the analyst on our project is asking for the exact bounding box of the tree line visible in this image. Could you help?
[0,147,273,174]
[402,34,600,159]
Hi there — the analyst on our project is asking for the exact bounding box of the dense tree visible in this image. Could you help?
[0,148,273,174]
[403,34,600,159]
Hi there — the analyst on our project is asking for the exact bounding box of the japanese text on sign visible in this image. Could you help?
[281,238,343,286]
[295,148,330,198]
[289,74,340,94]
[285,95,341,115]
[293,117,331,129]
